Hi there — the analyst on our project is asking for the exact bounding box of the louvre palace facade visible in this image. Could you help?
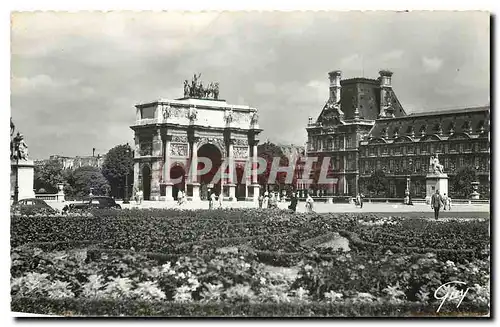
[305,70,490,199]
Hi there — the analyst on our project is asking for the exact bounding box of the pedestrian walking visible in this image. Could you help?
[356,193,363,208]
[262,192,269,209]
[288,192,298,212]
[442,193,448,210]
[269,192,278,209]
[305,194,314,213]
[431,189,444,220]
[137,189,143,204]
[209,191,216,210]
[218,192,223,208]
[258,194,264,208]
[177,190,184,206]
[446,195,452,211]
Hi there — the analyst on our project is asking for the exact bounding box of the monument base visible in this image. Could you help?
[425,173,449,204]
[250,184,260,202]
[164,183,175,202]
[11,159,35,201]
[227,184,237,201]
[189,182,201,201]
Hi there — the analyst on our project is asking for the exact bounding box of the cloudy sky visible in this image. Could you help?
[11,11,489,159]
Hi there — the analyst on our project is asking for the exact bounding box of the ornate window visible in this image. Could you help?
[415,144,420,154]
[459,143,464,153]
[458,157,464,168]
[415,158,421,172]
[464,142,471,152]
[444,143,449,153]
[327,138,333,150]
[389,159,394,172]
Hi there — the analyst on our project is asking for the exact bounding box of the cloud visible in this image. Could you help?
[422,56,444,73]
[380,49,404,61]
[340,54,362,70]
[10,12,490,159]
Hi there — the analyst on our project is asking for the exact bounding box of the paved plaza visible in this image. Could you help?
[49,200,490,218]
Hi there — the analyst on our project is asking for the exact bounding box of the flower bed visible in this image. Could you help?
[11,209,490,316]
[11,246,490,316]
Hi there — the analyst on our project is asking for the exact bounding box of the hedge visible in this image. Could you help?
[339,230,484,262]
[11,297,490,317]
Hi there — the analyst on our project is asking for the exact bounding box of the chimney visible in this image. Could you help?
[328,70,342,104]
[308,116,313,125]
[378,70,394,118]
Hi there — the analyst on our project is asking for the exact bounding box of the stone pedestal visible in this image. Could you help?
[425,173,448,204]
[227,184,237,201]
[11,160,35,200]
[470,181,480,200]
[164,183,175,202]
[251,184,260,202]
[190,183,201,201]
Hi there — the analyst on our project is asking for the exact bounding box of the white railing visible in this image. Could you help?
[35,193,65,202]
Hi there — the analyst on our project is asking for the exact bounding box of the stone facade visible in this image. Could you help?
[306,70,490,198]
[35,155,105,170]
[131,96,262,201]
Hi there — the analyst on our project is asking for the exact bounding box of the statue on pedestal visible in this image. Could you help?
[429,154,444,175]
[183,74,220,99]
[11,132,29,161]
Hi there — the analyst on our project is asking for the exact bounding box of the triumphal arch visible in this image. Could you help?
[130,75,262,202]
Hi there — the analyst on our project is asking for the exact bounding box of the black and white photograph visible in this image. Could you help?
[9,8,491,318]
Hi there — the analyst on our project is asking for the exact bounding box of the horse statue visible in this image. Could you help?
[429,154,444,174]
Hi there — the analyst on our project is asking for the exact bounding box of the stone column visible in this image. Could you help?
[227,139,236,201]
[164,135,174,202]
[250,142,260,201]
[133,134,141,195]
[149,129,163,200]
[189,138,200,201]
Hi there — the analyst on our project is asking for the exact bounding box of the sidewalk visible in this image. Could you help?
[48,199,489,215]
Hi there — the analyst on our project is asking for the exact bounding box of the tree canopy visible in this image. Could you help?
[366,169,389,197]
[34,159,66,193]
[101,144,134,198]
[257,141,298,189]
[65,166,110,199]
[450,166,477,198]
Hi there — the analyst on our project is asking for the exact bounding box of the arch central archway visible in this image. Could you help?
[197,143,223,199]
[170,164,186,200]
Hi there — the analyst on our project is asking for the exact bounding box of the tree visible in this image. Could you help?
[450,166,477,198]
[366,169,389,197]
[257,141,289,190]
[65,166,110,199]
[34,159,66,193]
[101,144,134,198]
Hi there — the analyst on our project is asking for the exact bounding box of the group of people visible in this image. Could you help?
[257,191,315,213]
[208,191,224,209]
[430,189,452,220]
[133,187,143,204]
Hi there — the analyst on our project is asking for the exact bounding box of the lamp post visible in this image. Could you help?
[12,134,20,204]
[123,145,131,204]
[14,156,19,204]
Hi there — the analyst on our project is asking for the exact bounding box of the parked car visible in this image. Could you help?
[62,196,121,213]
[11,198,58,215]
